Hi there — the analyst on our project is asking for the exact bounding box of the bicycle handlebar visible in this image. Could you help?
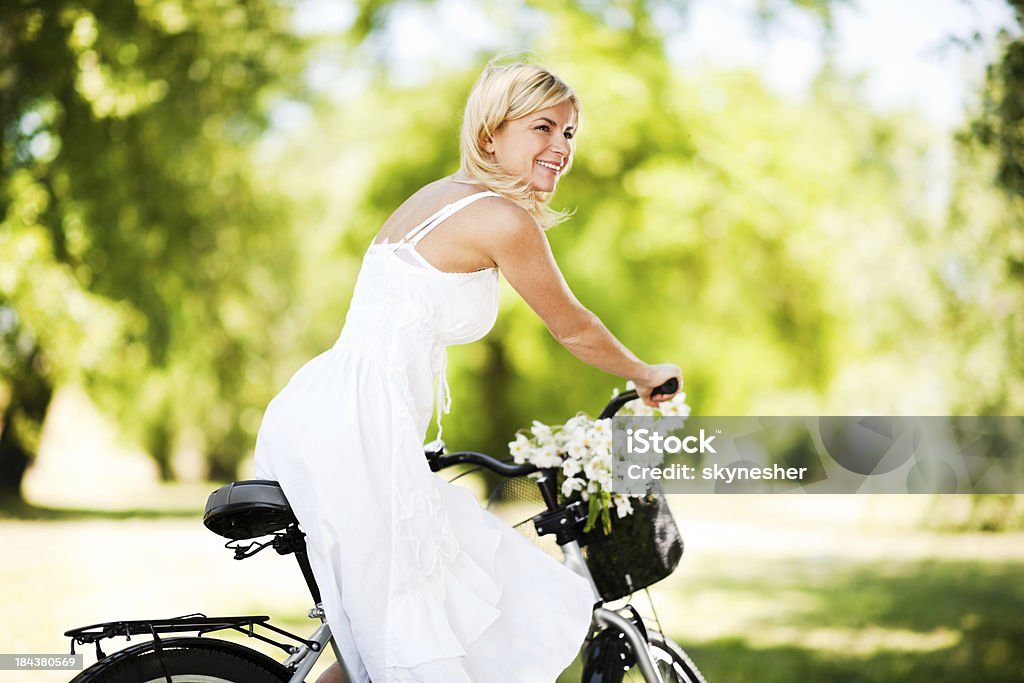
[426,449,539,476]
[597,377,678,420]
[426,378,679,477]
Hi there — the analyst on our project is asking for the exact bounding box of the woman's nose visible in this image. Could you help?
[550,136,570,156]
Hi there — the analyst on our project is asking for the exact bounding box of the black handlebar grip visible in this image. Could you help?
[650,377,679,397]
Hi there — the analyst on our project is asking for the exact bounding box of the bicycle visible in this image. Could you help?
[64,380,706,683]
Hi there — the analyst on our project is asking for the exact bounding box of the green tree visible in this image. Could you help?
[972,0,1024,199]
[955,0,1024,415]
[1,0,303,503]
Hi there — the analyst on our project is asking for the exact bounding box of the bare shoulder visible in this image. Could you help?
[467,194,541,248]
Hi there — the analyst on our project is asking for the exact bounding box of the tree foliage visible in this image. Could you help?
[945,0,1024,416]
[972,0,1024,199]
[1,0,303,500]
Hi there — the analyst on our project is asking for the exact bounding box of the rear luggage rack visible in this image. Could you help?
[65,614,318,660]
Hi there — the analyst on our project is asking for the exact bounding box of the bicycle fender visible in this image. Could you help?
[69,636,290,682]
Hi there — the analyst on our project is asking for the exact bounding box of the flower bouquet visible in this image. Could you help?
[508,384,690,534]
[508,384,691,601]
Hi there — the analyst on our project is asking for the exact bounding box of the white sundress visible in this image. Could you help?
[253,191,595,683]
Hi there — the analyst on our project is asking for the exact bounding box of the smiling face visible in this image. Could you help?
[483,100,576,193]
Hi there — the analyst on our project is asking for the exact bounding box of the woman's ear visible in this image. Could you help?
[482,135,495,154]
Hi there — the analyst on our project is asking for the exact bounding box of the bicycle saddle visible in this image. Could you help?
[203,479,298,540]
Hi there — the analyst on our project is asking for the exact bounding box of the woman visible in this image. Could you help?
[254,61,682,683]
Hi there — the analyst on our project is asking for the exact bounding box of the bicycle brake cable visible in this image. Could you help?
[645,586,666,641]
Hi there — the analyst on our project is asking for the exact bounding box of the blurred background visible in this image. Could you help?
[2,0,1023,681]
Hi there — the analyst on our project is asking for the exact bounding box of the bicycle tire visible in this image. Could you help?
[69,637,290,683]
[619,632,707,683]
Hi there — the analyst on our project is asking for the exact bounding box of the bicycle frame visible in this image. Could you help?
[280,626,339,683]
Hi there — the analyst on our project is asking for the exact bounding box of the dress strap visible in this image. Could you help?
[401,191,499,247]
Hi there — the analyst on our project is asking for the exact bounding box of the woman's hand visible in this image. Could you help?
[632,364,683,407]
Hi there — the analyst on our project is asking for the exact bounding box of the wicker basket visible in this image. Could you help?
[578,492,683,602]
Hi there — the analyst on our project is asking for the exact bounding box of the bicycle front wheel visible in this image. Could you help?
[70,637,290,683]
[621,632,706,683]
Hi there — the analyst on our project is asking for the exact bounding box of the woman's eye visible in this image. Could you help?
[564,132,574,140]
[536,125,550,132]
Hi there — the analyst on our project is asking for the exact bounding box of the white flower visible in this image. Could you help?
[565,414,590,431]
[561,477,585,497]
[567,444,588,462]
[531,420,552,441]
[540,443,563,467]
[509,433,532,464]
[562,458,582,477]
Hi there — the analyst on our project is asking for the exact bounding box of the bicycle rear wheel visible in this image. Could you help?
[621,632,706,683]
[70,637,290,682]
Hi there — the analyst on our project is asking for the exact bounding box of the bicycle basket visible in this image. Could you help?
[578,491,683,602]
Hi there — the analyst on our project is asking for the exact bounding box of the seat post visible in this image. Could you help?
[276,526,322,605]
[293,543,323,606]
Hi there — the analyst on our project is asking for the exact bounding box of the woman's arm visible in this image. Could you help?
[478,202,681,406]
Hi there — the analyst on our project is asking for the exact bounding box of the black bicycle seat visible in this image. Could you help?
[203,480,298,540]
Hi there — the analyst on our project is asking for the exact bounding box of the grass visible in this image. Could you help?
[1,491,1022,683]
[639,558,1023,682]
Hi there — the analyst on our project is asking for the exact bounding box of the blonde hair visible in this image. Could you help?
[457,60,580,229]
